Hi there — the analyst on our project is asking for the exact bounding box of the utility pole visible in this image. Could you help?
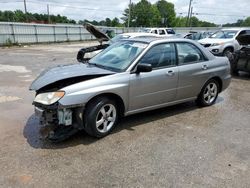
[186,0,192,27]
[189,6,193,27]
[23,0,28,22]
[23,0,27,14]
[128,0,131,28]
[47,4,50,24]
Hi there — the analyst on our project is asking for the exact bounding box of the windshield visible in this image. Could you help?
[209,30,238,39]
[89,41,148,72]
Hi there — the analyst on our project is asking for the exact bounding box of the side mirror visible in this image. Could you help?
[135,64,152,73]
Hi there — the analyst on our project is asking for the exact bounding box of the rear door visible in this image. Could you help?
[129,43,178,111]
[176,42,211,100]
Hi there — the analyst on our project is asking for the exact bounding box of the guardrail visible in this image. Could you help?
[0,22,219,46]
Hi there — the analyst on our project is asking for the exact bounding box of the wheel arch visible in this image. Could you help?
[85,93,126,117]
[223,46,234,53]
[205,76,223,93]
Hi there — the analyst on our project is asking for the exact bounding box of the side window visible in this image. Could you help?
[176,43,205,64]
[159,29,166,35]
[153,29,158,34]
[139,43,176,69]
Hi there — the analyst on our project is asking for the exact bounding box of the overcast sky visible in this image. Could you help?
[0,0,249,25]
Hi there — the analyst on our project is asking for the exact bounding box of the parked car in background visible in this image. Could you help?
[110,32,160,43]
[30,37,231,140]
[140,27,176,36]
[229,30,250,75]
[184,31,213,41]
[198,28,250,56]
[77,23,159,62]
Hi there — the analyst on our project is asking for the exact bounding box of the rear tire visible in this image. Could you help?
[84,97,118,138]
[197,79,219,107]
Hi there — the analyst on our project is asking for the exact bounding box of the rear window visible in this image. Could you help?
[166,29,175,34]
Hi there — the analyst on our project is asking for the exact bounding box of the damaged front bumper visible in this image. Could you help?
[35,105,72,126]
[33,102,84,141]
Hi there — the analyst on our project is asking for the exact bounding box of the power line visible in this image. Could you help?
[0,0,124,13]
[178,12,247,18]
[27,0,122,12]
[31,0,114,6]
[0,1,23,3]
[195,6,250,12]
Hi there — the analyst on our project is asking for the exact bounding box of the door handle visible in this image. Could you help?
[166,70,175,76]
[202,64,208,70]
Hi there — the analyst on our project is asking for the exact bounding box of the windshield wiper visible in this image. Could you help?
[89,63,120,72]
[89,63,106,69]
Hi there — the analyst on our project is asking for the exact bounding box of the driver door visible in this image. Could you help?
[128,43,179,112]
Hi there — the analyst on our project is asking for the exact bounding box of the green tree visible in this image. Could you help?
[189,16,199,27]
[174,16,187,27]
[105,18,112,26]
[133,0,161,27]
[121,0,161,27]
[156,0,176,27]
[13,10,26,22]
[111,17,121,27]
[242,17,250,26]
[121,2,136,27]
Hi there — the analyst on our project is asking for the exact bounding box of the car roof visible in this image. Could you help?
[145,27,173,30]
[119,32,159,37]
[123,37,191,44]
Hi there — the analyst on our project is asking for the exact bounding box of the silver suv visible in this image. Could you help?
[198,28,250,56]
[30,38,231,140]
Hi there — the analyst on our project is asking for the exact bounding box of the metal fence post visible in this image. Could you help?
[66,26,69,41]
[10,24,16,43]
[79,26,82,41]
[53,26,56,42]
[34,25,38,43]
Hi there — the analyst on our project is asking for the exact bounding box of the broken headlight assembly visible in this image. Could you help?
[211,42,224,47]
[34,91,65,105]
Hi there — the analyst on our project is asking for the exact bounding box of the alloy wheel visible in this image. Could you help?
[203,82,218,104]
[95,104,117,133]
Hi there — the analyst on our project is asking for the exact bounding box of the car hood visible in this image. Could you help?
[236,32,250,46]
[198,38,233,44]
[30,63,115,91]
[84,22,110,43]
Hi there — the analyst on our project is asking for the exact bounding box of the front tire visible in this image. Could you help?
[197,79,219,107]
[223,48,233,57]
[84,97,118,138]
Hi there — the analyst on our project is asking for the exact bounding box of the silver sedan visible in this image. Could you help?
[30,38,231,140]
